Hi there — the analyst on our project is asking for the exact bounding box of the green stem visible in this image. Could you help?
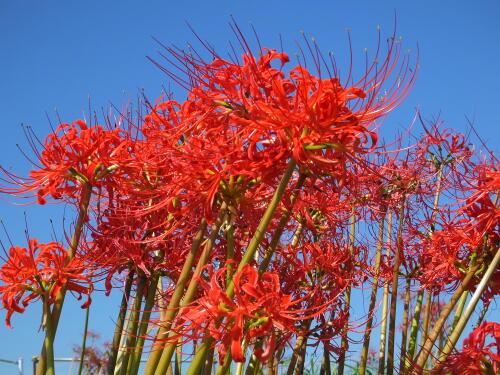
[337,207,357,375]
[174,346,181,375]
[244,340,261,375]
[225,209,236,285]
[358,206,387,375]
[473,300,490,330]
[186,159,297,375]
[377,210,393,375]
[106,271,135,375]
[120,275,146,375]
[319,342,331,375]
[129,274,160,375]
[286,319,312,375]
[77,306,91,375]
[143,218,208,375]
[43,299,56,375]
[413,262,481,372]
[233,158,297,281]
[398,277,412,374]
[386,197,406,375]
[419,289,432,364]
[435,247,500,370]
[37,183,92,375]
[406,290,424,363]
[258,173,307,273]
[154,209,226,375]
[450,290,467,332]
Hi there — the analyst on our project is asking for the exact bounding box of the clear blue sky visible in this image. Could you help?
[0,1,499,373]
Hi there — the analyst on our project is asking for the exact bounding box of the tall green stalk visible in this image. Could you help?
[435,247,500,370]
[120,275,146,375]
[107,271,135,375]
[398,277,412,373]
[413,262,481,372]
[406,290,424,362]
[258,173,307,273]
[37,183,92,375]
[154,211,226,375]
[337,207,356,375]
[450,290,468,332]
[358,206,387,375]
[129,274,160,375]
[386,197,406,375]
[419,289,432,365]
[377,210,393,375]
[143,219,208,375]
[184,159,297,375]
[77,306,91,375]
[42,299,56,375]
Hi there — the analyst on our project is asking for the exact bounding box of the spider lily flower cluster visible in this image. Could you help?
[0,24,498,375]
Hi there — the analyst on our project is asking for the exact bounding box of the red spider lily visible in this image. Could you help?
[153,42,415,171]
[0,120,130,204]
[0,239,92,327]
[461,164,500,241]
[439,321,500,374]
[176,264,328,364]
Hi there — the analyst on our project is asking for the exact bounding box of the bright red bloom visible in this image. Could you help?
[440,321,500,374]
[0,120,129,204]
[0,239,92,327]
[177,264,321,364]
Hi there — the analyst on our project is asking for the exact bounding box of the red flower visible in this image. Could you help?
[176,264,320,364]
[1,120,129,204]
[440,321,500,374]
[0,239,92,327]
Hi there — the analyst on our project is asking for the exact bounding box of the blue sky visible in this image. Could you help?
[0,1,499,373]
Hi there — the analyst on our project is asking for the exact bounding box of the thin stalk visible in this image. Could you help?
[358,206,387,375]
[114,298,133,374]
[271,346,284,375]
[129,274,160,375]
[435,247,500,370]
[77,306,91,375]
[337,207,356,375]
[154,210,226,375]
[377,210,393,375]
[36,184,92,375]
[106,271,135,375]
[166,363,173,375]
[215,174,307,375]
[286,319,312,375]
[185,159,298,375]
[419,289,432,361]
[233,158,297,280]
[413,262,481,372]
[225,209,236,285]
[174,346,181,375]
[473,300,490,330]
[293,338,308,375]
[236,361,245,375]
[203,348,215,375]
[406,290,424,362]
[398,277,412,374]
[450,291,467,332]
[386,197,406,375]
[215,351,232,375]
[143,218,208,375]
[258,173,307,273]
[319,343,331,375]
[120,275,147,375]
[244,341,261,375]
[43,299,55,375]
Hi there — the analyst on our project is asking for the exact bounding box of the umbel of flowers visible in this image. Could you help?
[0,23,498,375]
